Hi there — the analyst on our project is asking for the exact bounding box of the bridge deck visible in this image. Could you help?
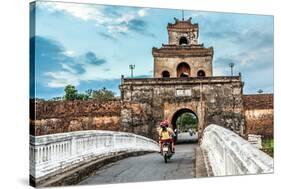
[78,143,196,185]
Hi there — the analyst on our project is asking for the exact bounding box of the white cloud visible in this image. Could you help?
[40,2,148,35]
[45,71,80,88]
[213,66,227,76]
[41,2,106,22]
[62,50,75,57]
[45,61,121,88]
[138,9,147,17]
[228,46,268,68]
[61,63,76,73]
[236,47,272,68]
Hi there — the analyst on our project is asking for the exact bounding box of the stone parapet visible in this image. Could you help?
[121,76,241,86]
[201,124,273,176]
[30,130,159,186]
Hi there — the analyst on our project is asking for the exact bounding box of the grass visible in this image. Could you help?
[262,138,274,157]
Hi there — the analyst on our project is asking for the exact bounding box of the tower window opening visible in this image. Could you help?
[177,62,191,77]
[162,70,170,78]
[179,37,188,46]
[197,70,206,77]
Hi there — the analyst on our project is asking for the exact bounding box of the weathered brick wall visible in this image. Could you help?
[120,77,245,140]
[243,94,273,138]
[30,100,122,136]
[121,102,151,137]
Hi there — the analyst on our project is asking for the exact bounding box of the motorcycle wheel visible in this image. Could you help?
[164,153,168,163]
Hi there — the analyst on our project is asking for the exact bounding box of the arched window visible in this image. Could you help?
[162,70,170,78]
[179,37,188,46]
[197,70,206,77]
[177,62,191,77]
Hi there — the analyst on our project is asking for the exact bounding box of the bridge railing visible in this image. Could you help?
[30,130,159,181]
[201,124,273,176]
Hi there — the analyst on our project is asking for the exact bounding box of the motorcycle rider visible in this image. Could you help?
[158,120,175,154]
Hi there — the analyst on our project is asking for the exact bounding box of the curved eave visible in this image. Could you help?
[152,47,214,58]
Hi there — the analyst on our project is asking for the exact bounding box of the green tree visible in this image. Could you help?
[85,89,93,98]
[61,85,115,101]
[64,85,78,100]
[176,113,198,132]
[91,87,115,101]
[76,93,90,100]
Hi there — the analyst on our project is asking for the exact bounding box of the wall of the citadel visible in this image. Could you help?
[30,100,122,136]
[120,77,245,140]
[154,56,212,78]
[29,83,273,140]
[201,81,245,134]
[243,94,273,138]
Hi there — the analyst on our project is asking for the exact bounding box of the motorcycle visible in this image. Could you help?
[162,141,173,163]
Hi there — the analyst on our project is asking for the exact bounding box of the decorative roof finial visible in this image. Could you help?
[188,17,192,22]
[182,10,184,21]
[174,17,179,22]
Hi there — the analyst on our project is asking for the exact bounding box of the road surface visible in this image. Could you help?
[177,132,198,143]
[79,143,197,185]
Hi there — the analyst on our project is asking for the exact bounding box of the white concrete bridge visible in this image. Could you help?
[30,125,273,187]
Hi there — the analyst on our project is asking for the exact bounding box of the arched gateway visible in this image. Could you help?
[171,108,198,131]
[120,76,244,141]
[119,17,245,141]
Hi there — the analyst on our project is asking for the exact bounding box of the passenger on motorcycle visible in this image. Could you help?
[158,120,175,154]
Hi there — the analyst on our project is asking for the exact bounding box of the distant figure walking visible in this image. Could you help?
[188,128,193,136]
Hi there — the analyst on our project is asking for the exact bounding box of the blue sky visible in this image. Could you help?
[30,1,274,99]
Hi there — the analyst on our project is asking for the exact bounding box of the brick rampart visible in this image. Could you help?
[30,100,122,136]
[243,94,273,138]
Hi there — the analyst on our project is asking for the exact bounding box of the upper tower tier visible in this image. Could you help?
[167,17,199,45]
[152,17,214,78]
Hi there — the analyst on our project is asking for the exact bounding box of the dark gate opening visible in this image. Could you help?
[171,109,198,143]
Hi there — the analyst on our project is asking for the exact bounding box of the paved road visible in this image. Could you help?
[177,132,198,143]
[79,143,197,185]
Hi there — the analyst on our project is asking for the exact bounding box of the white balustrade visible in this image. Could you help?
[30,130,159,181]
[201,124,273,176]
[248,134,262,149]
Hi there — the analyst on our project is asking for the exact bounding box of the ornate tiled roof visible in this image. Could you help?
[167,17,198,30]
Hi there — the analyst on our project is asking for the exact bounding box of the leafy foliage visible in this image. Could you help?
[64,85,78,100]
[91,87,115,101]
[62,85,115,101]
[262,138,274,157]
[176,112,198,132]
